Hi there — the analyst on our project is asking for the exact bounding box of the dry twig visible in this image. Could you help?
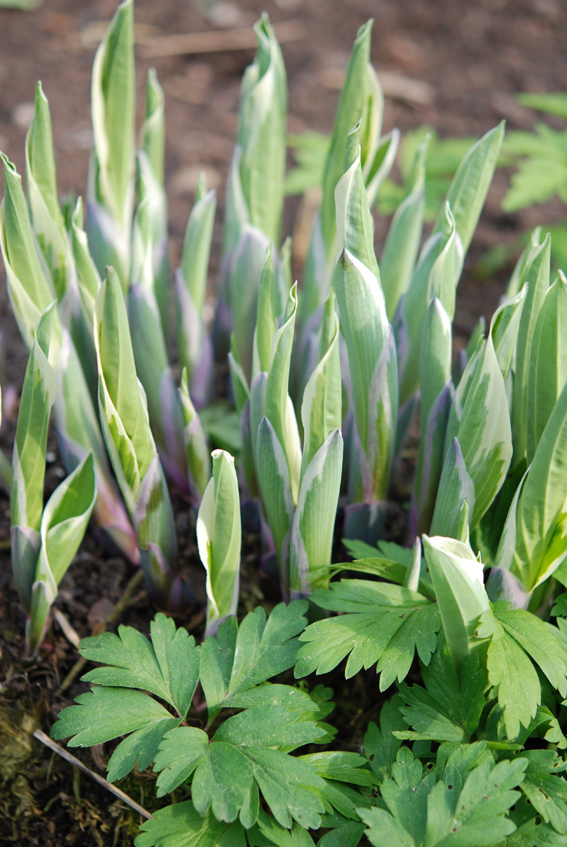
[33,730,153,819]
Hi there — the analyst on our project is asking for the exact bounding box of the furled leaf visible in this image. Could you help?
[512,234,551,464]
[294,579,440,684]
[289,430,343,595]
[197,449,241,635]
[412,296,452,535]
[452,328,513,528]
[179,368,211,500]
[333,250,397,501]
[430,439,475,541]
[380,135,427,321]
[25,82,71,299]
[422,536,489,669]
[527,272,567,463]
[94,266,156,510]
[0,154,59,351]
[496,379,567,590]
[431,121,505,254]
[237,14,287,246]
[88,0,135,285]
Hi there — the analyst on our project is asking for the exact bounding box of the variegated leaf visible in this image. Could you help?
[197,450,241,635]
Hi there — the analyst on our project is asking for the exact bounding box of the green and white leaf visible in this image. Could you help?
[197,450,241,635]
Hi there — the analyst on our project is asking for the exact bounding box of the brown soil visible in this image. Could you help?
[1,0,566,844]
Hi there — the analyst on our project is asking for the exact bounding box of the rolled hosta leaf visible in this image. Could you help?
[264,283,302,502]
[320,20,381,264]
[134,455,190,611]
[397,123,504,406]
[334,250,398,505]
[88,0,135,289]
[128,215,187,492]
[491,287,525,381]
[237,14,287,247]
[95,267,188,610]
[494,379,567,592]
[512,232,551,464]
[443,313,513,529]
[301,19,384,323]
[69,196,102,335]
[95,267,155,511]
[289,430,343,596]
[227,225,270,386]
[133,152,168,340]
[11,304,57,613]
[430,438,475,543]
[289,292,343,595]
[54,329,139,564]
[411,297,452,536]
[380,135,427,321]
[422,535,490,669]
[25,82,72,300]
[257,417,295,596]
[197,450,241,637]
[0,154,60,352]
[397,203,463,407]
[179,368,211,502]
[252,245,278,380]
[432,120,505,255]
[139,68,168,337]
[175,173,216,406]
[335,122,380,280]
[526,271,567,463]
[28,453,96,658]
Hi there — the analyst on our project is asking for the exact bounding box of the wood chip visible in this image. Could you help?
[137,19,305,59]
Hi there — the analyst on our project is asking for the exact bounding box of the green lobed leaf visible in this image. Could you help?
[364,696,406,783]
[135,800,241,847]
[476,607,541,739]
[397,636,485,743]
[360,743,525,847]
[200,601,308,722]
[294,579,440,683]
[78,612,200,718]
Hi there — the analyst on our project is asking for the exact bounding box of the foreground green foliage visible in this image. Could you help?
[3,1,567,844]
